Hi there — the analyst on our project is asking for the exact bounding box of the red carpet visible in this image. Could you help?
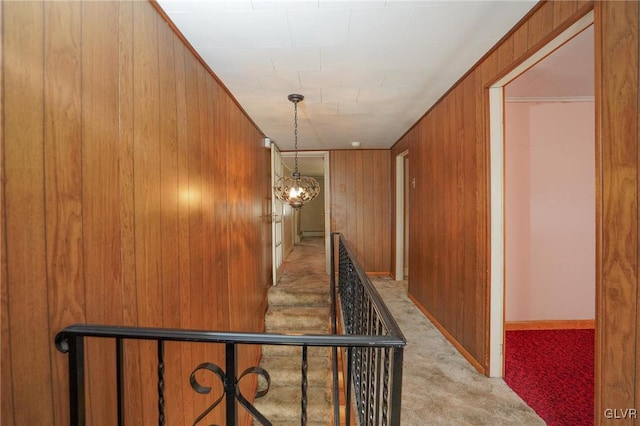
[504,329,594,426]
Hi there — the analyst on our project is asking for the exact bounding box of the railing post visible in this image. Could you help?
[301,345,308,425]
[225,342,237,425]
[330,232,340,426]
[68,335,86,426]
[346,347,353,426]
[116,338,124,426]
[389,347,404,425]
[158,340,166,426]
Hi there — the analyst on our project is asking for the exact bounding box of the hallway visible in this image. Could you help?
[279,237,543,425]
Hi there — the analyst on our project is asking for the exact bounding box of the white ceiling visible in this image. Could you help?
[157,0,538,151]
[283,25,595,176]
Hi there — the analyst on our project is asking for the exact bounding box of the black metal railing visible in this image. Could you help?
[55,233,405,425]
[331,232,406,426]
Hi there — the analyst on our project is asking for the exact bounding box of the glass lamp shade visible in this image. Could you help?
[274,173,320,209]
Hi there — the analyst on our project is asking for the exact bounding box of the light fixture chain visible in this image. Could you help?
[294,99,299,175]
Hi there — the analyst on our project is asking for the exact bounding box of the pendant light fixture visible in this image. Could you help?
[273,94,320,209]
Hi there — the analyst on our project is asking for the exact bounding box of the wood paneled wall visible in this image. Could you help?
[596,1,639,422]
[330,150,391,274]
[1,1,271,425]
[392,0,640,422]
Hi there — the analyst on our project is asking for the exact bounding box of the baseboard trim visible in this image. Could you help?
[505,319,595,330]
[408,293,485,375]
[301,231,325,237]
[367,272,393,278]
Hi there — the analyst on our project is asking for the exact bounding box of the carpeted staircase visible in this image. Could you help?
[253,239,335,425]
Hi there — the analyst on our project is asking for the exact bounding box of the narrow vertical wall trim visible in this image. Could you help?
[395,151,408,281]
[41,1,56,414]
[593,5,603,421]
[636,3,640,418]
[488,87,505,378]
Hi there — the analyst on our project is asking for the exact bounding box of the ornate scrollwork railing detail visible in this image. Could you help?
[236,367,272,425]
[190,362,271,426]
[190,362,226,425]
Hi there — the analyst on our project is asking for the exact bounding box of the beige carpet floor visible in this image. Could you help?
[370,277,544,425]
[268,237,544,425]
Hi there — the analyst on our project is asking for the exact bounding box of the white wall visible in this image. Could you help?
[505,101,595,321]
[300,176,325,236]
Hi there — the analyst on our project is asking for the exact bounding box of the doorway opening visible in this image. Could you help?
[395,150,409,281]
[488,11,594,378]
[280,151,331,274]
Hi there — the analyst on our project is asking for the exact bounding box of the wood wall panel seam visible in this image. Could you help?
[637,0,640,416]
[1,1,15,422]
[3,1,55,423]
[44,2,86,424]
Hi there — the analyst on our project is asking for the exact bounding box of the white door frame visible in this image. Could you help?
[271,143,285,286]
[487,11,594,377]
[280,150,331,274]
[395,150,409,281]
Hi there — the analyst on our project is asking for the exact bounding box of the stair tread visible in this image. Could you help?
[262,345,332,358]
[268,294,330,307]
[272,286,329,294]
[260,354,331,368]
[253,385,333,421]
[258,355,332,387]
[266,306,329,315]
[265,309,330,333]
